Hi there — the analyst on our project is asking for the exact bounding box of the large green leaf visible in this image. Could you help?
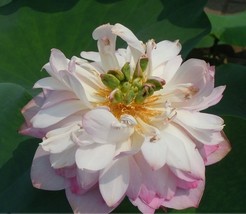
[208,11,246,46]
[0,83,72,212]
[197,11,246,47]
[0,0,210,95]
[206,63,246,119]
[0,83,32,168]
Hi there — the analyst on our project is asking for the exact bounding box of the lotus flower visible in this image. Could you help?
[20,23,231,213]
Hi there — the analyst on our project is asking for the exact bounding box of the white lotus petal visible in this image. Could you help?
[141,136,167,170]
[77,168,99,189]
[83,108,134,144]
[31,146,66,190]
[76,143,115,171]
[99,158,130,207]
[49,146,76,168]
[31,100,84,128]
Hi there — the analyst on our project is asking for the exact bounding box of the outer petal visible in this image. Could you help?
[75,143,116,171]
[174,110,224,145]
[175,111,224,131]
[21,92,45,123]
[31,146,67,190]
[190,85,226,111]
[163,180,205,209]
[99,158,130,207]
[164,124,205,179]
[30,100,84,128]
[130,197,155,214]
[200,132,231,165]
[50,48,68,70]
[134,153,176,200]
[34,77,68,91]
[65,187,116,214]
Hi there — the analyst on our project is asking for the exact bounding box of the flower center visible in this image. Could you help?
[97,59,165,124]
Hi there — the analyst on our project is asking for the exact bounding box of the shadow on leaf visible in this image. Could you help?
[0,0,79,15]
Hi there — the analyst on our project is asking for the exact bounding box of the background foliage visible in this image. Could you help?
[0,0,245,213]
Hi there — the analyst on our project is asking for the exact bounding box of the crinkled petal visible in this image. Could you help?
[99,157,130,207]
[83,108,134,144]
[41,124,79,153]
[31,146,67,190]
[49,146,76,168]
[75,143,115,171]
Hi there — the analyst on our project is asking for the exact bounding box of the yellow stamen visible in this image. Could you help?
[96,88,163,124]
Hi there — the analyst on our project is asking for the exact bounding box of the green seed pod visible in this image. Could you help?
[132,77,142,89]
[121,82,131,93]
[124,89,136,105]
[107,69,125,81]
[109,89,123,104]
[133,57,149,79]
[135,88,148,104]
[139,57,149,72]
[121,62,131,81]
[143,84,155,96]
[100,74,120,90]
[146,78,164,91]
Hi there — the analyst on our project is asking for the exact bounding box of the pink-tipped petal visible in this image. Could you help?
[202,132,231,165]
[31,146,67,190]
[66,187,116,213]
[77,168,99,190]
[163,180,205,209]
